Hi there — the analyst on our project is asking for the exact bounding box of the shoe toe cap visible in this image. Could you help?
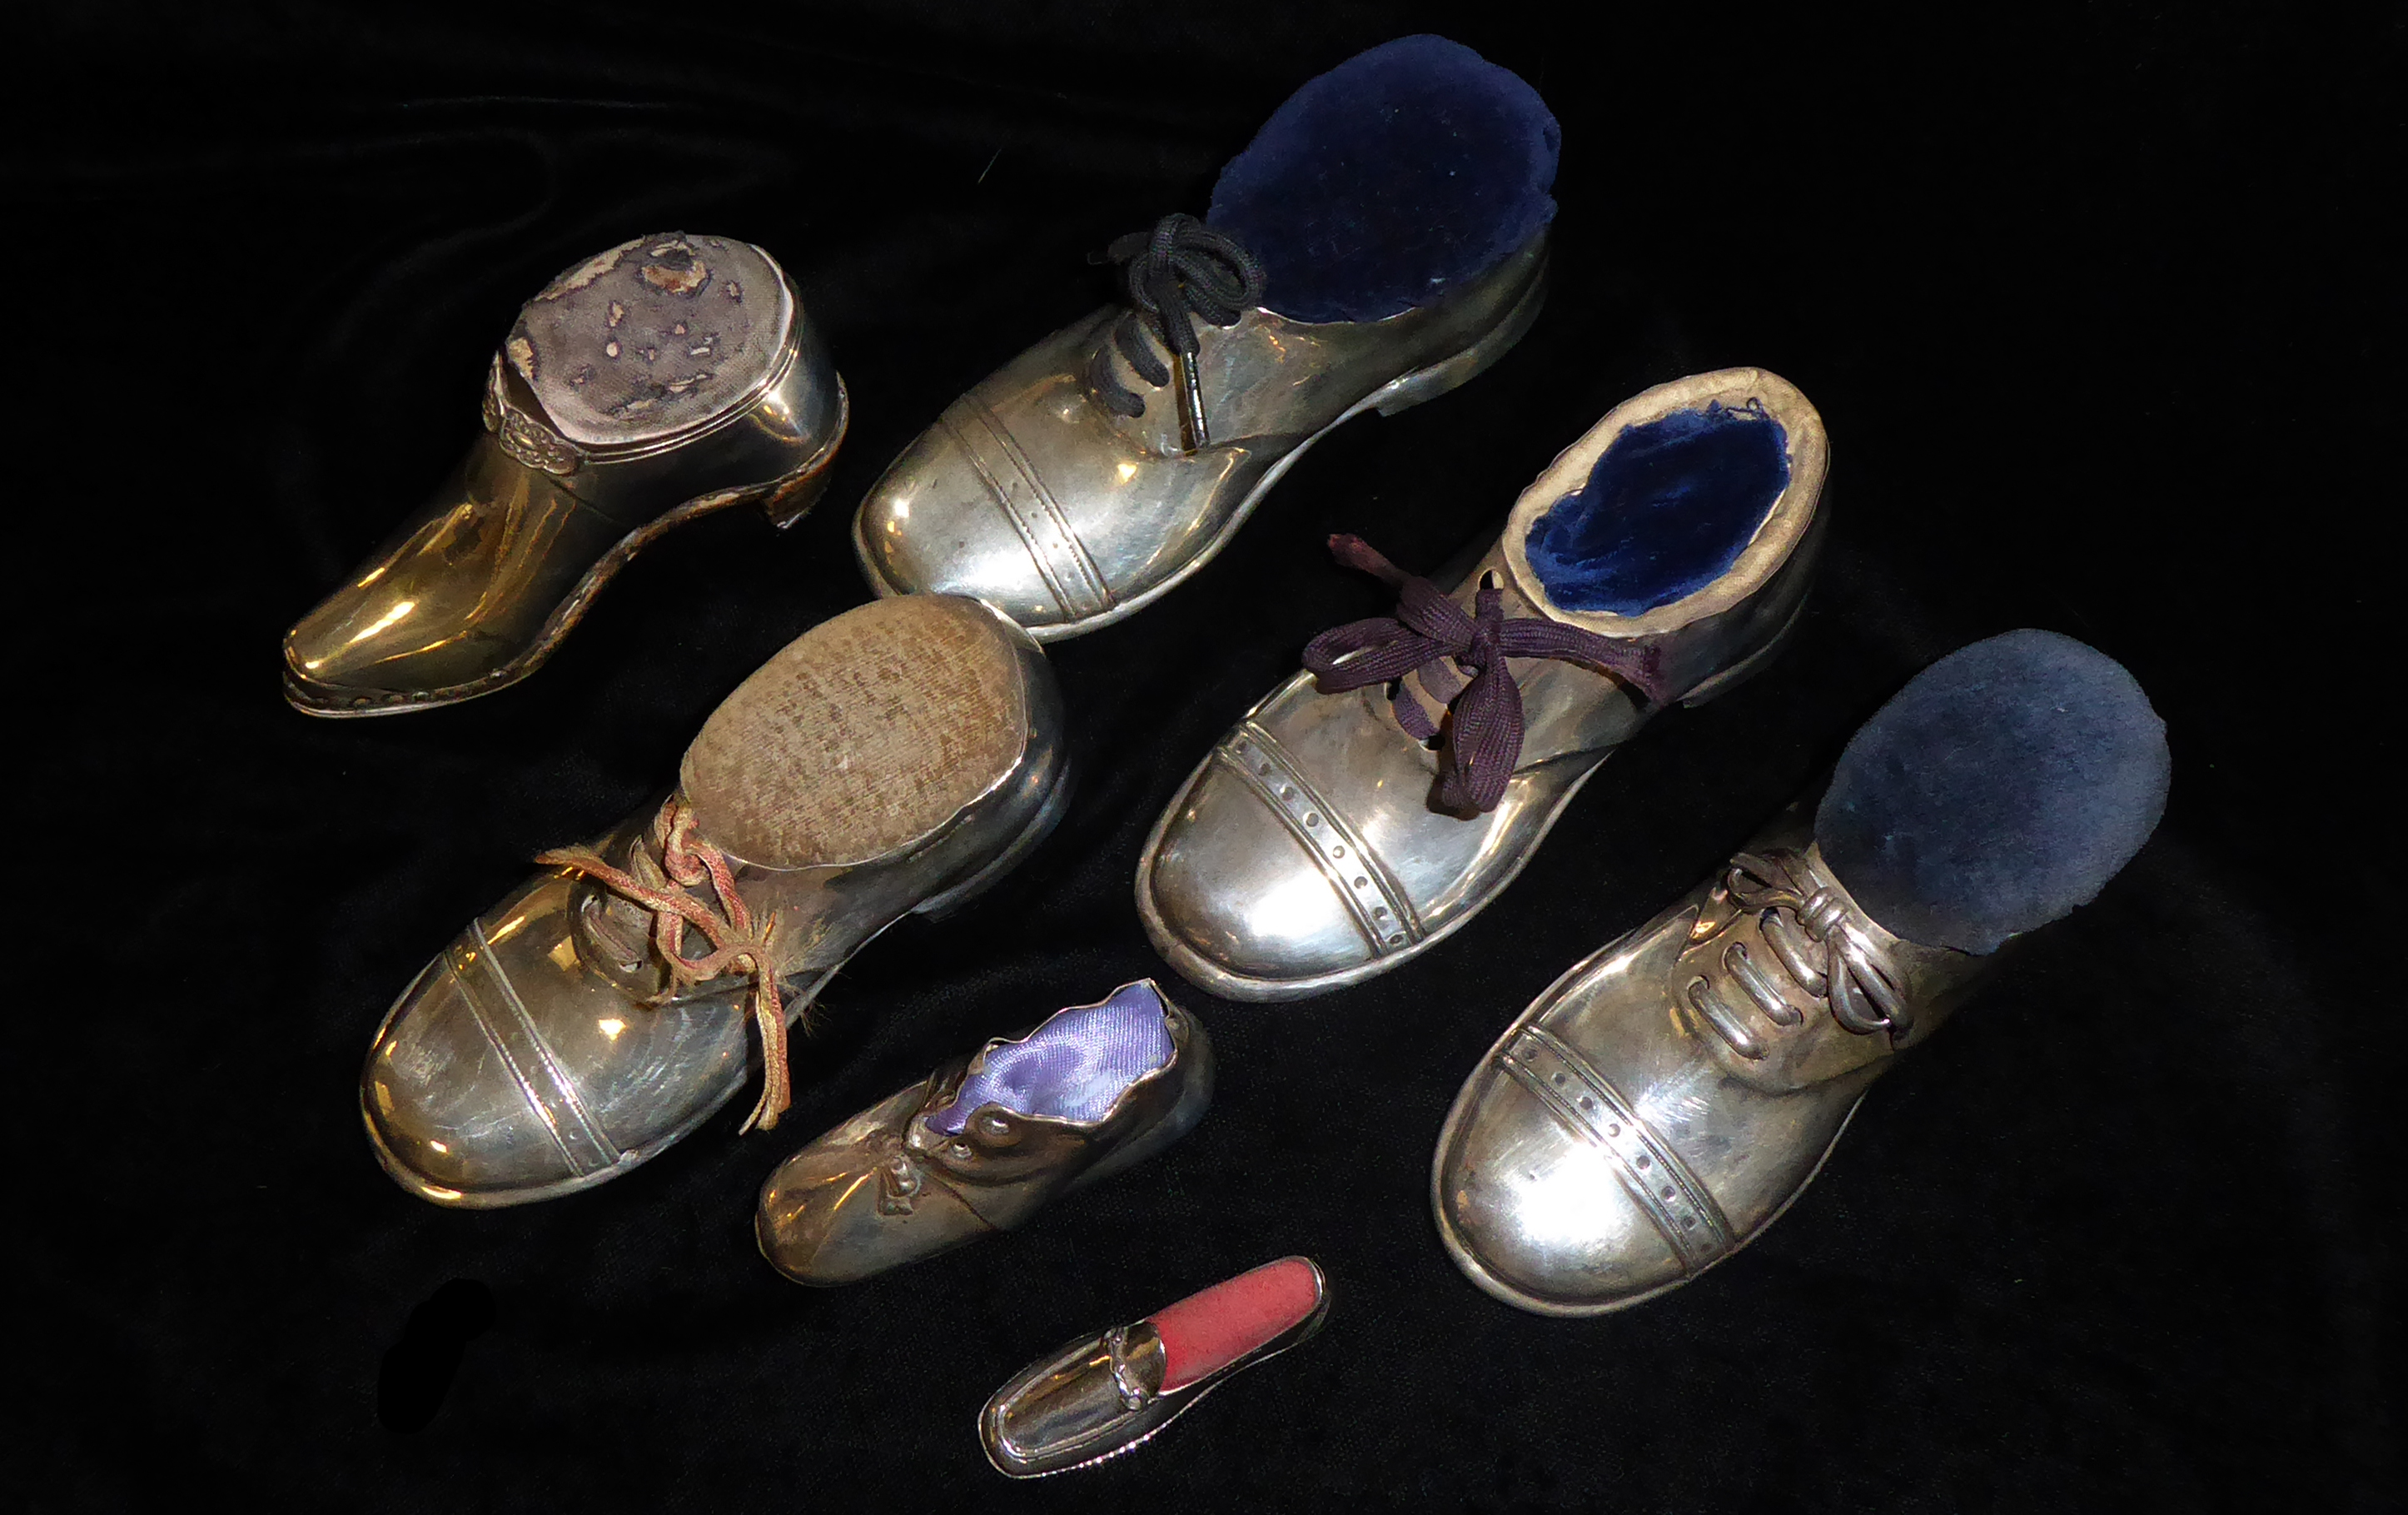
[1434,1066,1690,1313]
[360,957,590,1204]
[1142,761,1382,994]
[284,582,511,713]
[854,416,1082,633]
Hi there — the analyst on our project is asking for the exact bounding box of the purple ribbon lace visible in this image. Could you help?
[1301,535,1669,814]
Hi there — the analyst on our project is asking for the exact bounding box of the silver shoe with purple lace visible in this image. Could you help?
[755,981,1212,1286]
[1137,368,1829,1002]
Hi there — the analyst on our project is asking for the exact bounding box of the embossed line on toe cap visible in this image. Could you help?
[944,398,1114,622]
[446,921,623,1179]
[1497,1026,1734,1273]
[1215,721,1423,955]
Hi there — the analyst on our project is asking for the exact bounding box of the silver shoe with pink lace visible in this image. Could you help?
[361,594,1070,1208]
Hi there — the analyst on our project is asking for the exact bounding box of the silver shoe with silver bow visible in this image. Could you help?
[756,979,1211,1286]
[286,232,846,716]
[1137,368,1827,1001]
[1430,809,1987,1315]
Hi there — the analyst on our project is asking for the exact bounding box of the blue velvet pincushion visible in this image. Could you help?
[1207,35,1560,324]
[1816,630,2172,954]
[1524,401,1792,616]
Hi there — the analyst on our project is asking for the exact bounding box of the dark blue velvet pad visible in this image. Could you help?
[1817,630,2171,954]
[1206,35,1559,324]
[1524,401,1791,615]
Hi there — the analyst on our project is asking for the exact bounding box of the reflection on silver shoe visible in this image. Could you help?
[979,1256,1329,1478]
[286,232,847,715]
[1137,368,1828,1001]
[755,979,1211,1285]
[853,231,1547,641]
[360,595,1069,1208]
[1431,810,1986,1316]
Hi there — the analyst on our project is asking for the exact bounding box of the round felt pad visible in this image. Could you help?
[681,596,1027,869]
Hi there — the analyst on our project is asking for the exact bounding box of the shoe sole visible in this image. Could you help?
[853,256,1550,642]
[286,380,848,719]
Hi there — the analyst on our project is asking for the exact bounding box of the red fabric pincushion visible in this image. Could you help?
[1147,1256,1324,1393]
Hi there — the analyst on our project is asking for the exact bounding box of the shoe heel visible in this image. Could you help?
[913,757,1077,920]
[1371,262,1549,418]
[761,457,837,531]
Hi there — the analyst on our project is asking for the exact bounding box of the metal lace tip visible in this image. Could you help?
[1174,351,1209,451]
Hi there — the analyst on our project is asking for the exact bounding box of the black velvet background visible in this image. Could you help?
[17,4,2397,1510]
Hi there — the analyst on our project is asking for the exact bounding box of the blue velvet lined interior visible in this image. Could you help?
[1206,35,1559,324]
[1816,630,2171,954]
[1524,401,1791,615]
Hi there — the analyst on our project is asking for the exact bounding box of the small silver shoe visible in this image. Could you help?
[361,594,1069,1208]
[1433,630,2170,1314]
[979,1256,1329,1478]
[854,37,1556,640]
[286,232,846,715]
[756,980,1211,1286]
[1138,368,1828,1001]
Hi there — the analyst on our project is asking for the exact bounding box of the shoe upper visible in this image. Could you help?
[853,237,1547,636]
[361,596,1067,1208]
[755,981,1211,1286]
[1432,629,2170,1314]
[1432,808,1987,1316]
[853,36,1560,640]
[286,233,844,715]
[1137,368,1828,1000]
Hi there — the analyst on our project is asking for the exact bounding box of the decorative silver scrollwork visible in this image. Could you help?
[482,355,583,476]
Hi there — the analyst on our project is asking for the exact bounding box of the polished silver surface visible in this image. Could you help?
[361,597,1069,1209]
[1431,806,1994,1316]
[853,235,1548,640]
[286,233,847,716]
[1137,368,1828,1001]
[978,1258,1330,1479]
[755,981,1212,1285]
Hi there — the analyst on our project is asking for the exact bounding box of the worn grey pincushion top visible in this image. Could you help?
[507,233,794,450]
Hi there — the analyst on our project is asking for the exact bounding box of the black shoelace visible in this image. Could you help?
[1086,212,1265,451]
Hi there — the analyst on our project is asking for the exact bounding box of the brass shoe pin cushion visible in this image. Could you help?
[284,232,847,715]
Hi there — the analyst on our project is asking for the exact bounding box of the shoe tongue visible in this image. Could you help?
[926,983,1173,1134]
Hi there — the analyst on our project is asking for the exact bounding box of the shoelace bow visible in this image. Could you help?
[1087,212,1265,451]
[535,795,793,1132]
[1301,535,1670,814]
[1714,850,1911,1040]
